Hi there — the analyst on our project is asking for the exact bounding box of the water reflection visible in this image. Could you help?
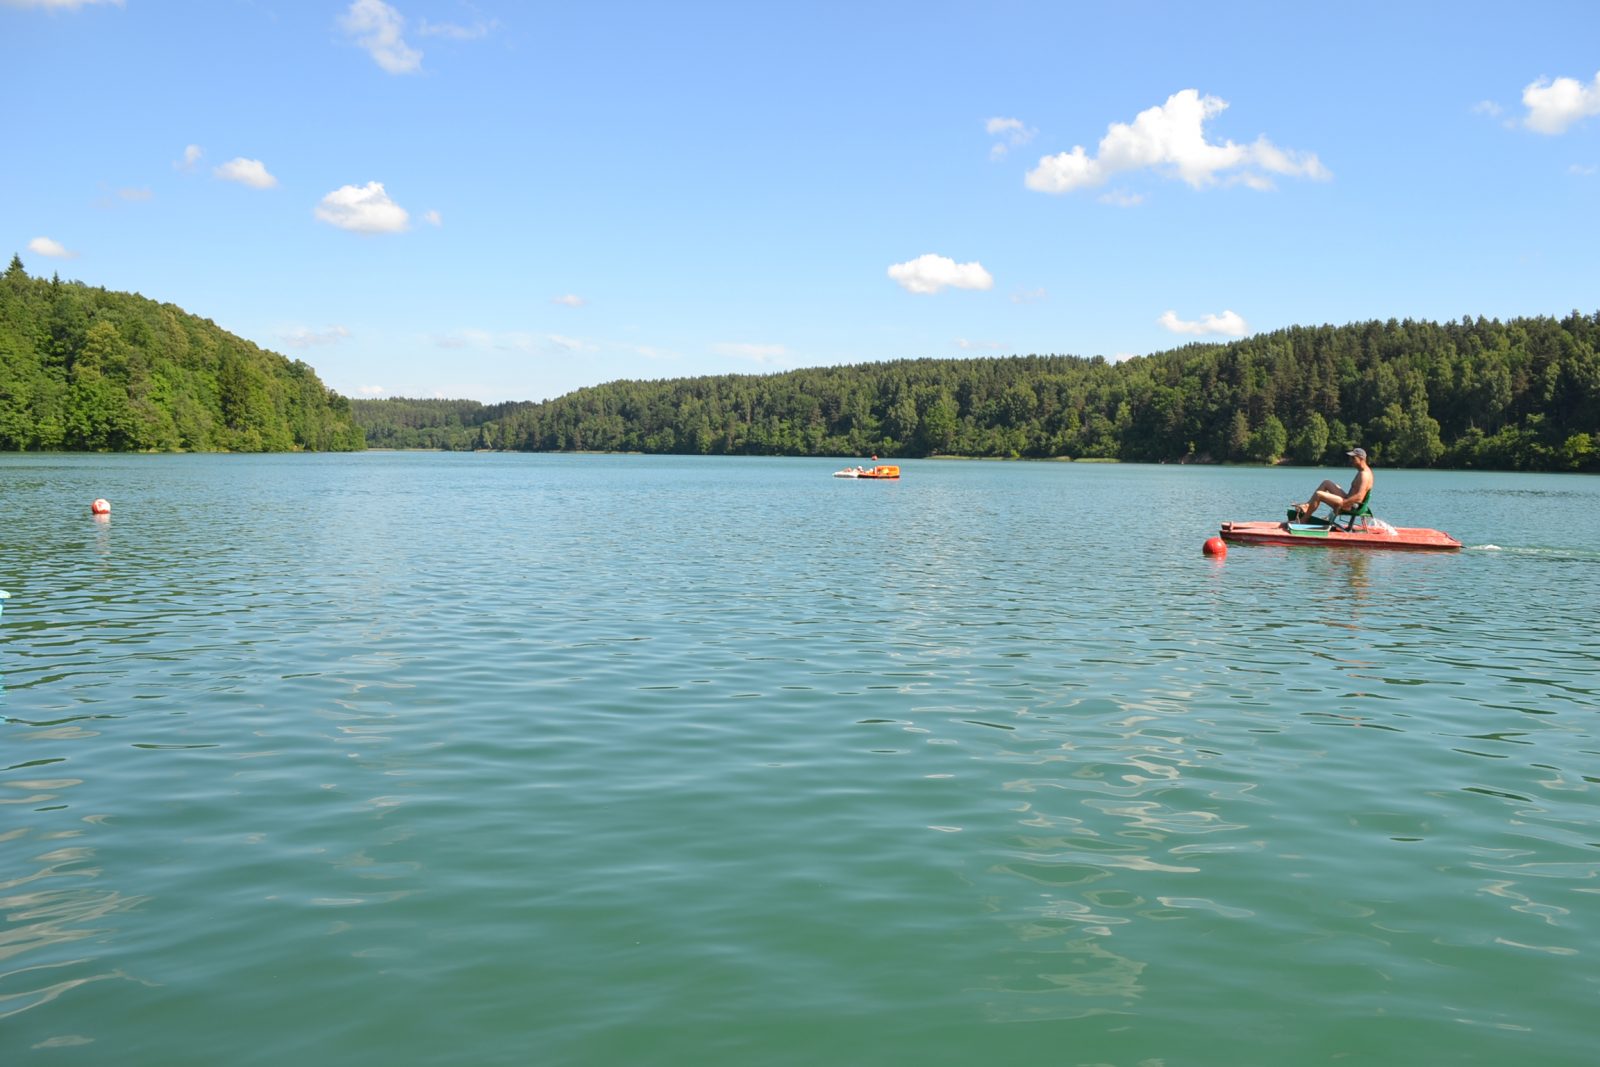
[981,927,1147,1022]
[965,696,1250,1020]
[0,784,141,1027]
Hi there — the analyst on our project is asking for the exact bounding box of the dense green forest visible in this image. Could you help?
[5,252,1591,469]
[353,311,1599,471]
[0,256,363,451]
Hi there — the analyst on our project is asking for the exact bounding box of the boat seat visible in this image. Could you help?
[1286,491,1373,529]
[1330,492,1373,531]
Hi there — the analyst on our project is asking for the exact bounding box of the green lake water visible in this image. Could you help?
[2,453,1597,1066]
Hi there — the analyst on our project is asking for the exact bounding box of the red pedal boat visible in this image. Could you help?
[1221,497,1461,551]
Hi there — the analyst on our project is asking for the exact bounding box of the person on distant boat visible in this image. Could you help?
[1292,447,1373,523]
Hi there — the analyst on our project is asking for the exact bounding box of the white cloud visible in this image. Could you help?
[422,209,442,226]
[315,181,411,233]
[986,115,1037,159]
[27,236,75,258]
[1010,287,1047,305]
[175,144,202,170]
[214,157,278,189]
[1098,189,1144,207]
[356,385,387,396]
[341,0,422,74]
[2,0,124,8]
[1523,70,1600,134]
[547,334,595,352]
[491,331,538,351]
[1026,89,1330,194]
[714,342,788,365]
[418,16,495,39]
[118,186,152,201]
[281,325,352,348]
[431,329,596,355]
[1571,163,1597,177]
[887,253,994,295]
[1472,100,1504,119]
[1158,308,1249,337]
[956,338,1004,351]
[551,294,587,307]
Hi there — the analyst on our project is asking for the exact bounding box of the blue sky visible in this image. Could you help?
[5,0,1598,403]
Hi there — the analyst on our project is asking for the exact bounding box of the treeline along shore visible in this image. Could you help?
[2,255,1594,470]
[0,257,363,452]
[357,311,1599,472]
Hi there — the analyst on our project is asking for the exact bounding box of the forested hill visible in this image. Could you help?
[353,311,1599,471]
[0,256,363,452]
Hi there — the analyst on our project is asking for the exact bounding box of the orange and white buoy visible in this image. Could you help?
[91,498,111,515]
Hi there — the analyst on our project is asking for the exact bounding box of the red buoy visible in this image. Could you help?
[91,498,111,515]
[1202,536,1226,558]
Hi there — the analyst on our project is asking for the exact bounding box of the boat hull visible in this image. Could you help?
[1220,520,1461,551]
